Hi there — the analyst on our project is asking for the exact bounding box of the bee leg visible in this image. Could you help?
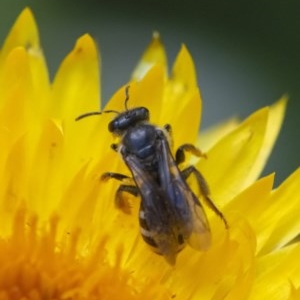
[115,184,139,214]
[101,172,134,184]
[163,124,173,148]
[100,172,137,214]
[181,166,228,228]
[111,143,119,152]
[163,123,172,134]
[175,144,207,165]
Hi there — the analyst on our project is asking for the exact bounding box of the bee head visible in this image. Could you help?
[75,85,149,135]
[108,107,149,135]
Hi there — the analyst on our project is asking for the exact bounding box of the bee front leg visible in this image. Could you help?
[181,166,228,228]
[175,144,207,165]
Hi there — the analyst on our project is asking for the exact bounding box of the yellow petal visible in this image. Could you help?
[224,268,255,300]
[161,45,201,148]
[257,168,300,255]
[28,120,64,217]
[51,34,101,176]
[198,117,240,151]
[225,173,274,224]
[244,96,287,184]
[288,284,300,300]
[166,218,255,299]
[0,137,29,235]
[171,89,202,149]
[168,44,198,92]
[198,106,268,206]
[0,48,34,140]
[0,8,39,63]
[131,32,167,81]
[250,243,300,299]
[0,8,50,118]
[106,65,165,123]
[51,34,100,120]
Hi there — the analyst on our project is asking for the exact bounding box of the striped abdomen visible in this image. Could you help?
[139,208,186,258]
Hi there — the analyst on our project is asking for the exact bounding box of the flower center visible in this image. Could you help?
[0,208,170,300]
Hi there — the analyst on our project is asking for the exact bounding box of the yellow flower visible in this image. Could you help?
[0,7,299,300]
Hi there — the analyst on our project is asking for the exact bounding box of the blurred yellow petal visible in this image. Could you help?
[198,106,268,206]
[244,96,287,185]
[161,45,201,148]
[250,243,300,299]
[28,120,64,215]
[288,284,300,300]
[0,48,34,141]
[131,32,167,81]
[0,8,50,119]
[224,173,273,229]
[51,34,101,175]
[257,168,300,255]
[51,34,100,120]
[0,8,39,63]
[122,64,165,123]
[198,117,240,151]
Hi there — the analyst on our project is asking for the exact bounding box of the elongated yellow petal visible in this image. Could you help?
[244,97,287,185]
[113,64,165,123]
[161,45,201,148]
[0,8,39,63]
[51,34,101,176]
[250,243,300,299]
[131,32,167,81]
[28,120,64,216]
[225,173,274,217]
[288,284,300,300]
[51,34,100,120]
[198,117,240,151]
[0,48,34,141]
[257,168,300,255]
[0,137,29,235]
[198,106,268,206]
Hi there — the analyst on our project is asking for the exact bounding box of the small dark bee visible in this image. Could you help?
[76,86,228,265]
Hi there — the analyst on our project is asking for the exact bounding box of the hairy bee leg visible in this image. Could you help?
[111,143,119,152]
[115,184,139,214]
[101,172,134,184]
[181,166,229,228]
[175,144,207,165]
[163,124,173,148]
[163,123,172,134]
[101,172,138,213]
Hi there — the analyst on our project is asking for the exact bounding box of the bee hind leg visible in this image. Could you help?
[175,144,207,165]
[101,172,138,214]
[115,184,139,214]
[181,166,228,229]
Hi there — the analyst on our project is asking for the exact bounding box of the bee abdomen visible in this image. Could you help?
[139,209,186,255]
[139,210,159,250]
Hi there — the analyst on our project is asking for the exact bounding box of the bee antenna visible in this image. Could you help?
[75,110,119,121]
[124,85,130,111]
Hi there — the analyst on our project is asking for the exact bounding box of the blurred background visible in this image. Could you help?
[0,0,299,185]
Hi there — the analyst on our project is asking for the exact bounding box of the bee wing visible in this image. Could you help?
[123,150,183,264]
[158,131,211,251]
[183,189,211,250]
